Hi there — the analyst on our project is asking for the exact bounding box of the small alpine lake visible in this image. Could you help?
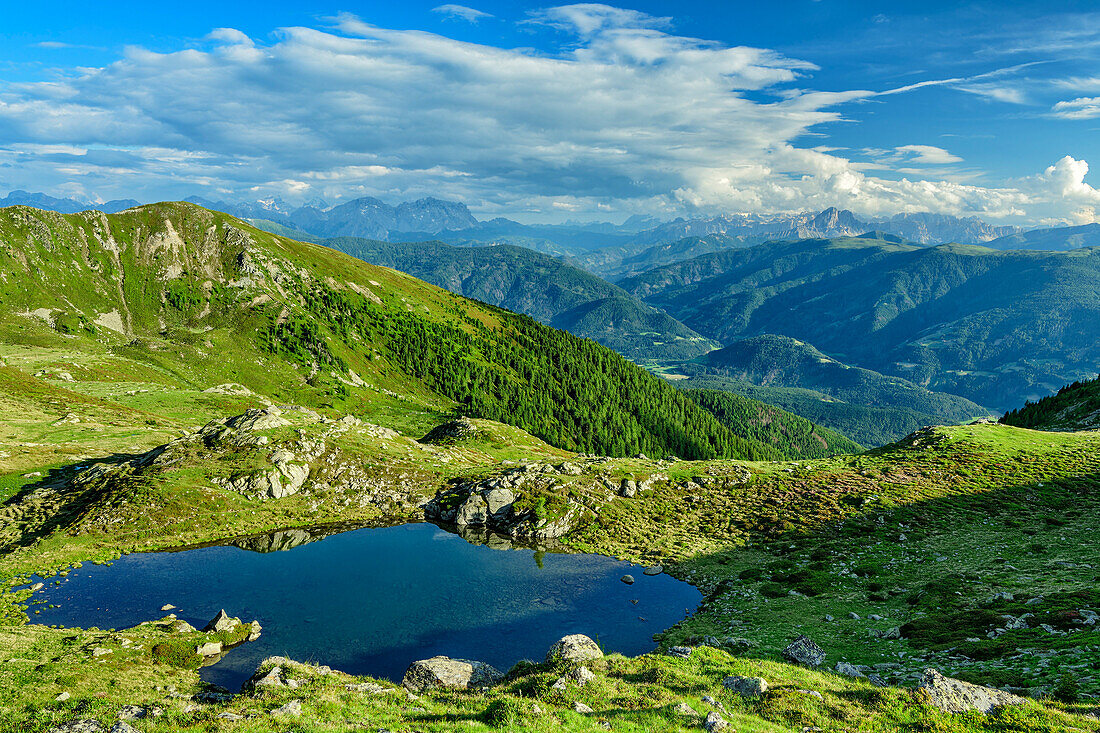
[30,523,701,689]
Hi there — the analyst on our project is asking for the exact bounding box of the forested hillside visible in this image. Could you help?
[1002,375,1100,430]
[325,238,716,362]
[681,387,862,458]
[620,236,1100,411]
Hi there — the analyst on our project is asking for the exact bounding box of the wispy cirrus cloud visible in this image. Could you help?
[1052,96,1100,119]
[431,5,493,24]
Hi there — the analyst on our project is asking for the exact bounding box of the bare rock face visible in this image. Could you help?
[402,656,503,692]
[917,669,1028,714]
[545,634,603,664]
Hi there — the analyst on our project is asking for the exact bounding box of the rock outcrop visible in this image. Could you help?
[917,669,1028,714]
[402,656,503,692]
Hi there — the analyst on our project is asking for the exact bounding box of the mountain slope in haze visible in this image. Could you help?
[682,387,863,458]
[1002,374,1100,431]
[323,238,716,362]
[0,201,775,461]
[987,222,1100,251]
[694,335,988,419]
[621,236,1100,411]
[0,190,138,214]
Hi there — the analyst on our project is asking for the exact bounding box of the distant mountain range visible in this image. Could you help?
[621,235,1100,411]
[325,237,716,363]
[672,335,989,446]
[0,190,138,214]
[987,222,1100,251]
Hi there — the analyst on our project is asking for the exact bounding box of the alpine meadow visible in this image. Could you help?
[2,3,1100,733]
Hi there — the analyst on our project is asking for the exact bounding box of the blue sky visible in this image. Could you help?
[2,1,1100,224]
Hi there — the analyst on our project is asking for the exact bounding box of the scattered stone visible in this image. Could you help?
[345,682,388,694]
[47,721,105,733]
[91,647,112,657]
[672,702,698,716]
[160,604,176,611]
[109,724,140,733]
[798,689,824,700]
[823,614,834,622]
[643,565,663,576]
[271,699,302,717]
[867,674,887,687]
[834,662,867,678]
[848,612,861,620]
[572,701,594,714]
[620,479,638,498]
[56,692,71,702]
[783,635,826,667]
[546,634,603,664]
[722,676,768,697]
[116,706,148,721]
[244,663,286,690]
[195,641,223,657]
[917,669,1028,714]
[704,711,728,731]
[552,666,596,690]
[870,627,901,640]
[402,656,503,692]
[216,712,245,721]
[667,646,692,658]
[620,574,635,585]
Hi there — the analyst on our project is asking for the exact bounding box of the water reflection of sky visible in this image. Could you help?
[32,523,701,688]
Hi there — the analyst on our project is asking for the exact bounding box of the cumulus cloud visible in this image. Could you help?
[0,5,1093,223]
[432,5,493,23]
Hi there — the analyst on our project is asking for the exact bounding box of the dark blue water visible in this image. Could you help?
[31,523,699,689]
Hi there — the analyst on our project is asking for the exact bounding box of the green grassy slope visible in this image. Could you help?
[322,237,717,362]
[681,387,863,458]
[0,202,774,462]
[1002,374,1100,430]
[620,236,1100,411]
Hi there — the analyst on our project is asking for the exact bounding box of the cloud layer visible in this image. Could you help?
[0,4,1095,223]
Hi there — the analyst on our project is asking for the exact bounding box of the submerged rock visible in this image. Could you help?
[917,669,1028,714]
[402,656,503,692]
[546,634,603,664]
[620,574,635,585]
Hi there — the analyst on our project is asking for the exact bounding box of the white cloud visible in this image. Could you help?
[894,145,963,165]
[0,5,1093,224]
[432,5,493,23]
[1052,96,1100,119]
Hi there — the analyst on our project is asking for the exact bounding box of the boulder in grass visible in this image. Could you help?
[545,634,603,664]
[722,675,768,697]
[402,656,503,692]
[782,635,826,667]
[917,669,1028,714]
